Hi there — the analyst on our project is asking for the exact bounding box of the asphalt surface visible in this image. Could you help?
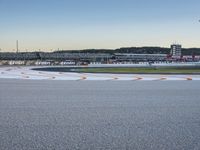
[0,80,200,150]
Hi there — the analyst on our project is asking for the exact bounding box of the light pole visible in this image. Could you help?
[16,40,19,53]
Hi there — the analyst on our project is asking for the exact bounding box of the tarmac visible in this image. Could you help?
[0,80,200,149]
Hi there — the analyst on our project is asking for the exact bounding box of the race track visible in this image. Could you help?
[1,80,200,149]
[1,66,200,81]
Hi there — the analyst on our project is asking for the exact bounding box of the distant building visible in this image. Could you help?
[171,44,182,56]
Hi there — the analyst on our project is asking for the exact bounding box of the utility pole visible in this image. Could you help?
[16,40,19,53]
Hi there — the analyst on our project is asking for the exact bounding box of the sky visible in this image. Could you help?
[0,0,200,52]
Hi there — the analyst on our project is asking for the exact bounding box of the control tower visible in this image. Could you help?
[171,44,182,56]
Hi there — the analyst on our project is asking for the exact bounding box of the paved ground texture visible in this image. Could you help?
[0,80,200,150]
[1,66,200,81]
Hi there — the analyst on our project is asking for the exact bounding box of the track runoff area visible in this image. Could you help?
[1,64,200,81]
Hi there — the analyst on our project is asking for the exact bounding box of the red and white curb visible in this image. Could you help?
[0,67,200,81]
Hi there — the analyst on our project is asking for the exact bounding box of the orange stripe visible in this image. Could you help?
[186,77,192,81]
[77,76,87,80]
[134,77,143,80]
[159,77,167,80]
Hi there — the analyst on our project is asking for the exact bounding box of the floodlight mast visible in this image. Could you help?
[16,40,19,53]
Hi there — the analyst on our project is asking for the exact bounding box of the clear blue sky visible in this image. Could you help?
[0,0,200,51]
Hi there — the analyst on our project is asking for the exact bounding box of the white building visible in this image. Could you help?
[171,44,182,56]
